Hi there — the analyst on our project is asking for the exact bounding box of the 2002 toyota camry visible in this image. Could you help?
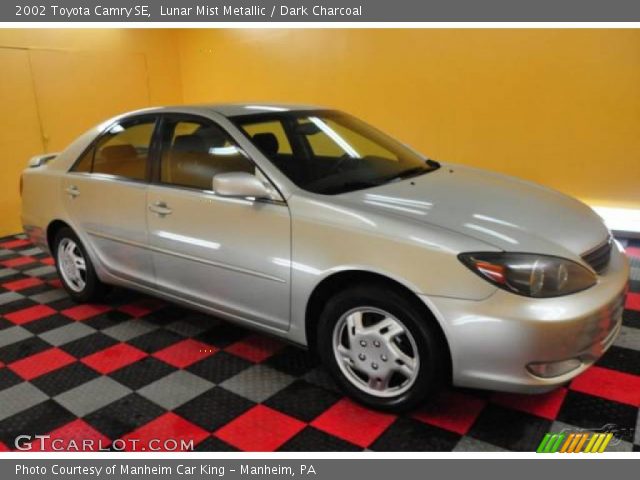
[21,104,629,411]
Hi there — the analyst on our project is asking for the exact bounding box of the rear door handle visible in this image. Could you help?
[148,201,172,216]
[65,185,80,198]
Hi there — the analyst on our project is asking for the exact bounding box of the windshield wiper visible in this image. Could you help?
[321,180,383,194]
[382,159,441,183]
[382,166,429,183]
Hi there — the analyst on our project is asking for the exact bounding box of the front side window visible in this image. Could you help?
[85,118,156,181]
[159,118,254,190]
[233,110,438,195]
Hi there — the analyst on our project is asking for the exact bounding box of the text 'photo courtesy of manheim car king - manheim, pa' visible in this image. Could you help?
[20,103,629,412]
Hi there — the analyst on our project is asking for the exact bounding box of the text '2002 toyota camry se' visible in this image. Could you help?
[21,104,629,411]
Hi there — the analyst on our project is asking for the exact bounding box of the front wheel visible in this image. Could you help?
[54,227,107,302]
[317,284,448,412]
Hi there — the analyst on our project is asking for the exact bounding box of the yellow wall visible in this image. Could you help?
[177,29,640,211]
[1,29,638,236]
[0,29,182,235]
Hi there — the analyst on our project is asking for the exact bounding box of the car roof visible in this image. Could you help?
[129,103,329,119]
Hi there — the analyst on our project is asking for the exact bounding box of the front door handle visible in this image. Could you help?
[148,201,172,217]
[65,185,80,198]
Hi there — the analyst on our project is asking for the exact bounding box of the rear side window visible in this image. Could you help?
[72,118,156,181]
[159,118,254,191]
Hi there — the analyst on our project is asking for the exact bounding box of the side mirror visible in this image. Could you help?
[212,172,272,199]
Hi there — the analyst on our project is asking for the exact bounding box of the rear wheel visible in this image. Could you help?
[54,227,107,302]
[317,284,447,412]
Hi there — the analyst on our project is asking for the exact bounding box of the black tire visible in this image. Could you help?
[53,227,107,303]
[316,283,448,412]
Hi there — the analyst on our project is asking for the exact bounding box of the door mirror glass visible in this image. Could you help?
[212,172,271,199]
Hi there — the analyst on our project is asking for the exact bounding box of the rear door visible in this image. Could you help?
[146,114,291,330]
[62,115,157,286]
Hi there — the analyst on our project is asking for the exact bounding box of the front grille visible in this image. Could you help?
[581,236,613,274]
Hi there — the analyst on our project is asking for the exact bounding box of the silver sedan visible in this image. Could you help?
[21,104,629,411]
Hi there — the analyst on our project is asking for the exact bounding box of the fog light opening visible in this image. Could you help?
[527,358,582,378]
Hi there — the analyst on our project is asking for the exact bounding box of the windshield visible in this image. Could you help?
[231,110,438,194]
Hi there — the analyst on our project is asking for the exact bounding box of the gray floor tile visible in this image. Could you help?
[40,322,95,346]
[0,383,48,421]
[54,377,131,417]
[0,291,24,306]
[103,319,158,342]
[550,420,631,451]
[0,268,18,279]
[220,364,294,403]
[0,249,13,257]
[614,326,640,351]
[30,289,69,304]
[0,326,32,348]
[23,265,57,277]
[138,370,213,410]
[454,436,508,452]
[18,247,43,256]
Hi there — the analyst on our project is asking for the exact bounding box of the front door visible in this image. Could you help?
[146,115,291,330]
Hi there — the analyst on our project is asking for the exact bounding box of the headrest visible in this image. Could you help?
[173,134,207,153]
[252,133,279,157]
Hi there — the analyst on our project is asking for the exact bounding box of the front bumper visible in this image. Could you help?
[423,241,630,393]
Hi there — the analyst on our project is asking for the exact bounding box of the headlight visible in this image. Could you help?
[458,252,597,298]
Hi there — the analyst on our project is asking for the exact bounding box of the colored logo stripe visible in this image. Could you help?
[537,432,614,453]
[536,433,565,453]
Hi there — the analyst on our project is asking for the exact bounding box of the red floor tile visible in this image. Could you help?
[225,334,285,363]
[81,343,148,374]
[4,304,56,325]
[152,339,217,368]
[413,390,487,434]
[62,304,111,321]
[1,256,36,268]
[570,366,640,407]
[9,348,76,380]
[26,419,111,451]
[41,257,55,265]
[625,292,640,312]
[0,238,31,249]
[491,388,568,420]
[2,277,43,292]
[122,413,209,451]
[311,398,396,447]
[215,405,305,451]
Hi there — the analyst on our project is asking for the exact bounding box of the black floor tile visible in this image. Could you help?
[556,391,637,443]
[84,393,166,440]
[174,387,254,432]
[31,362,101,397]
[371,417,461,451]
[264,380,340,422]
[110,357,177,390]
[187,351,252,384]
[279,426,361,451]
[467,404,552,451]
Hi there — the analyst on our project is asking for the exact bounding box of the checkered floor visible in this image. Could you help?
[0,234,639,452]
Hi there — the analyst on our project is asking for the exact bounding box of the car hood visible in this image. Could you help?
[337,163,609,257]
